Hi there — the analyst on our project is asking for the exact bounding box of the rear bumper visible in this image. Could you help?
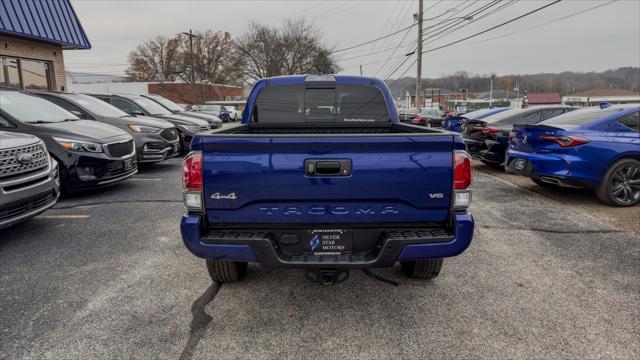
[180,212,474,268]
[505,149,595,187]
[476,139,506,164]
[0,188,59,229]
[0,161,60,229]
[463,138,486,157]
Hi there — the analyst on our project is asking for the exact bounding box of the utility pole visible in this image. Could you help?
[489,75,495,107]
[359,64,363,76]
[182,29,196,83]
[415,0,423,110]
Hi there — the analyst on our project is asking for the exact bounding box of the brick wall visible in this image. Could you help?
[148,82,243,105]
[0,35,66,91]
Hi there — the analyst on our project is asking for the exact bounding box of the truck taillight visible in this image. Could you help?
[183,151,203,210]
[454,150,473,209]
[454,151,472,189]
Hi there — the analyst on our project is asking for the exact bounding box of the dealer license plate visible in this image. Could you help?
[304,229,353,255]
[513,158,527,171]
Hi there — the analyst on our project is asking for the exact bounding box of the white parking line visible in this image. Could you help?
[37,215,90,219]
[129,178,163,181]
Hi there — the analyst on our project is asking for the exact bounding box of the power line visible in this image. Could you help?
[370,0,421,74]
[341,51,412,71]
[421,0,517,47]
[419,0,502,45]
[465,0,619,46]
[373,26,415,77]
[373,0,404,45]
[421,0,563,56]
[339,1,493,76]
[337,40,415,62]
[336,1,487,64]
[331,22,417,54]
[367,0,413,66]
[386,57,418,86]
[383,0,563,84]
[423,0,445,14]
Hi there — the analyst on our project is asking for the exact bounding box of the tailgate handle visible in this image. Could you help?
[305,159,352,176]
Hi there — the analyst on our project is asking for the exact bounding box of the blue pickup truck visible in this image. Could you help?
[180,75,474,285]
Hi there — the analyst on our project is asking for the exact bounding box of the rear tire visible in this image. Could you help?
[595,158,640,207]
[400,258,443,279]
[206,260,248,282]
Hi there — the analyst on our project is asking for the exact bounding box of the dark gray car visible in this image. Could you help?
[0,131,60,229]
[411,108,446,127]
[87,93,211,152]
[33,92,181,163]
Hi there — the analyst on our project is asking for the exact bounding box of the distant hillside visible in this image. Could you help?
[387,67,640,98]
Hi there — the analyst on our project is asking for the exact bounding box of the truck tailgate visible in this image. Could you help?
[200,134,454,224]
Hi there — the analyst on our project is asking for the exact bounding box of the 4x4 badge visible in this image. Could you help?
[210,192,237,200]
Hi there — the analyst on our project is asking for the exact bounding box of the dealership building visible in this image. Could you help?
[0,0,90,91]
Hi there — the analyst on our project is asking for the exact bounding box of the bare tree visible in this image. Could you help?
[236,18,340,83]
[176,31,242,85]
[125,36,179,81]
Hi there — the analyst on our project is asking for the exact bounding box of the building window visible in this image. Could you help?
[21,59,53,90]
[1,57,21,88]
[1,56,54,90]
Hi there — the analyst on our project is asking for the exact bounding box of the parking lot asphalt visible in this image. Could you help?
[1,156,638,359]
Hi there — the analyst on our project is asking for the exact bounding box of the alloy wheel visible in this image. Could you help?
[610,164,640,205]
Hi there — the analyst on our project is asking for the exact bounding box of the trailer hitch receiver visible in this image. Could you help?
[305,268,349,285]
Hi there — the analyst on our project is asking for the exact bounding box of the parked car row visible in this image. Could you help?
[447,103,639,207]
[190,104,242,123]
[442,107,510,132]
[0,87,219,228]
[462,105,577,167]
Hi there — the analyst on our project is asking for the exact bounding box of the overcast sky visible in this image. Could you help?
[65,0,640,79]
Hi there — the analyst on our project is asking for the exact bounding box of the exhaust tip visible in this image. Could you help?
[540,176,561,185]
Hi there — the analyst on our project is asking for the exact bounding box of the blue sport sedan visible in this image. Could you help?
[506,104,640,206]
[442,107,510,132]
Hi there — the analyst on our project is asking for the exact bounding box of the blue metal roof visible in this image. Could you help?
[0,0,91,49]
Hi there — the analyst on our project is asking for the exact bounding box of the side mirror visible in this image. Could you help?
[131,110,145,117]
[70,110,84,118]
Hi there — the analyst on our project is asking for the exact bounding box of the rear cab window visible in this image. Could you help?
[252,84,390,123]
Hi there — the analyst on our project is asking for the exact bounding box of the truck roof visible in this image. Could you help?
[255,74,385,87]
